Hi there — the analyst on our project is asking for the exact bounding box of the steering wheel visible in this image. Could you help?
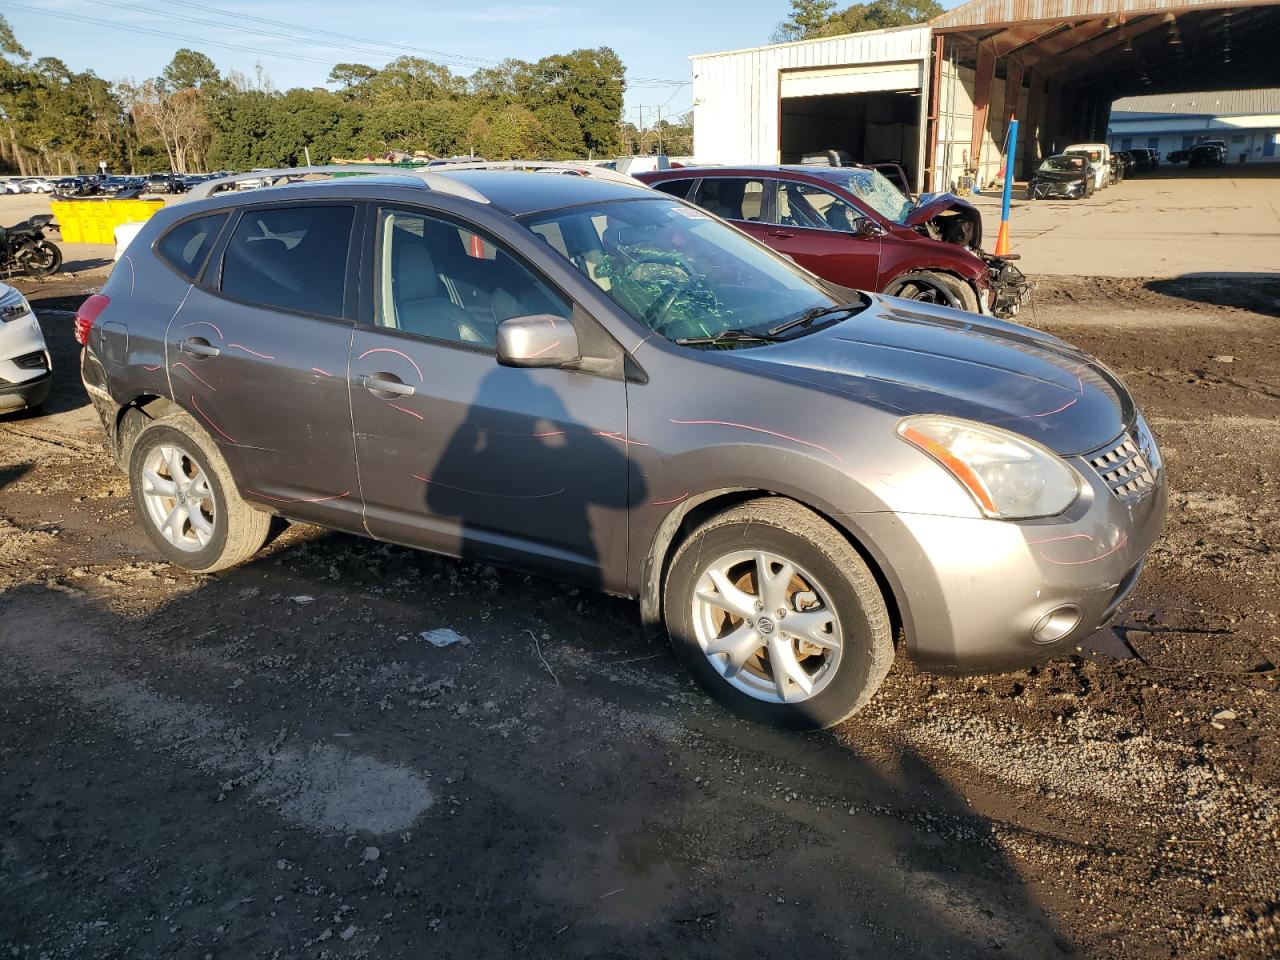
[622,255,715,335]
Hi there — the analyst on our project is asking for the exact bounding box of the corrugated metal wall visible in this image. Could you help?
[690,26,932,168]
[934,61,1029,191]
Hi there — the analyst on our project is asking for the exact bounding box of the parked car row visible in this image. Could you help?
[1029,142,1130,201]
[1,172,234,199]
[73,160,1165,730]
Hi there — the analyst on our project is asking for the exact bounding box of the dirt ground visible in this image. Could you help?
[1,269,1277,960]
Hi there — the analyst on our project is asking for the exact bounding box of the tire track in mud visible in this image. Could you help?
[0,597,434,835]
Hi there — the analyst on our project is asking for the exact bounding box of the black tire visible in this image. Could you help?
[128,413,271,572]
[664,498,894,730]
[22,241,61,277]
[886,270,979,313]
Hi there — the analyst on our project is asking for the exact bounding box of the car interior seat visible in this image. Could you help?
[391,241,491,345]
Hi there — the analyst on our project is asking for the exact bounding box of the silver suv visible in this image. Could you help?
[78,163,1166,729]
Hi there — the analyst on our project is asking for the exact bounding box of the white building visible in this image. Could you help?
[687,0,1280,193]
[1107,89,1280,162]
[690,26,936,188]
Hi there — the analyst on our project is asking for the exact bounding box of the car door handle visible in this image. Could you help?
[767,229,795,239]
[177,338,219,358]
[358,373,416,397]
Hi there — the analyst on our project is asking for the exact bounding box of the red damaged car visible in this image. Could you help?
[636,165,1028,318]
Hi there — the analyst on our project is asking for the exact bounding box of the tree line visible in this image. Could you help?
[0,15,635,176]
[771,0,943,42]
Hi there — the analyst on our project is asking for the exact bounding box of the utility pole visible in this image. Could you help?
[638,104,643,155]
[656,102,663,155]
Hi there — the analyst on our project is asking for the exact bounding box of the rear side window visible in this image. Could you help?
[156,213,227,280]
[690,178,765,221]
[220,205,355,318]
[651,178,694,199]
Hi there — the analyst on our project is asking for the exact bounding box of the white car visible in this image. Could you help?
[18,178,53,194]
[1,179,23,195]
[1063,143,1111,191]
[0,283,52,413]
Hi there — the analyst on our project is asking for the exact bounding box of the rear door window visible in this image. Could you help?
[220,205,355,318]
[156,213,227,280]
[689,178,766,222]
[650,178,695,200]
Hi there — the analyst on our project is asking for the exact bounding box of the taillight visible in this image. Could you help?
[74,293,110,346]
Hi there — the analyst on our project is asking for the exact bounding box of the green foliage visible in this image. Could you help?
[162,49,221,93]
[772,0,838,42]
[0,16,129,175]
[772,0,941,41]
[0,16,629,175]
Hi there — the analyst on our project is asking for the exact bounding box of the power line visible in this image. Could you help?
[5,2,342,67]
[82,0,689,87]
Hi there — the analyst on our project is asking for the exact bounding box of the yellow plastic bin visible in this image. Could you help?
[50,197,164,245]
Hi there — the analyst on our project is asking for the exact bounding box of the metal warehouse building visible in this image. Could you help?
[690,0,1280,192]
[1107,89,1280,160]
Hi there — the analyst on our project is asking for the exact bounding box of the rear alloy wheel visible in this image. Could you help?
[129,414,270,572]
[665,498,894,729]
[886,270,981,313]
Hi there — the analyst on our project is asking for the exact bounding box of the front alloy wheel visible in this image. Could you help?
[691,549,843,704]
[664,498,894,729]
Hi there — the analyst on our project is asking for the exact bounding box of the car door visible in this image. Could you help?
[687,176,774,245]
[764,179,882,290]
[165,202,363,530]
[348,204,630,587]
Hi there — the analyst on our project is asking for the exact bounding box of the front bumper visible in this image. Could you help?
[859,421,1168,673]
[1030,180,1085,199]
[0,369,51,411]
[983,256,1030,319]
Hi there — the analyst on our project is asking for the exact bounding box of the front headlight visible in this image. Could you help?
[897,415,1082,519]
[0,286,32,323]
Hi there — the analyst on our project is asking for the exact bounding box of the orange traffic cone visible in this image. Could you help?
[994,220,1011,257]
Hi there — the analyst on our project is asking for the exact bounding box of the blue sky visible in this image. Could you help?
[5,0,960,123]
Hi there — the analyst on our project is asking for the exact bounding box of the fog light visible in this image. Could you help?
[1031,605,1081,645]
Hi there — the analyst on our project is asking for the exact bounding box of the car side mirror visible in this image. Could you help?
[853,219,885,239]
[496,314,581,368]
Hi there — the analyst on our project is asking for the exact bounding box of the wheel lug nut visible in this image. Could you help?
[776,608,786,618]
[746,620,754,628]
[754,601,764,611]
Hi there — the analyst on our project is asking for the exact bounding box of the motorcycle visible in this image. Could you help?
[1,215,62,277]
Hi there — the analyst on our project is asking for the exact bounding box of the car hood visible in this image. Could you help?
[903,192,984,250]
[1032,170,1086,183]
[729,295,1132,456]
[908,192,977,224]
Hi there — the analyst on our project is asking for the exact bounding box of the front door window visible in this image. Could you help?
[774,181,863,233]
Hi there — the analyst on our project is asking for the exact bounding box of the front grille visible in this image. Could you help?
[12,351,47,371]
[1088,431,1157,501]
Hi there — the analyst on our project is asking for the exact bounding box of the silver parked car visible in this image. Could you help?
[78,163,1166,729]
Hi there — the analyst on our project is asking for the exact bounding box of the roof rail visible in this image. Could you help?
[185,164,407,201]
[183,159,643,205]
[421,160,645,189]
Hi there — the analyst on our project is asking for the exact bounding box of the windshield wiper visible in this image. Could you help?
[767,303,860,337]
[674,328,780,347]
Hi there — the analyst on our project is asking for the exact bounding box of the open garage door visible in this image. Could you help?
[927,0,1280,189]
[779,62,926,188]
[780,92,922,182]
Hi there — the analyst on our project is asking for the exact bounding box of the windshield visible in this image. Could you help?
[838,169,914,224]
[1040,156,1086,173]
[521,198,848,344]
